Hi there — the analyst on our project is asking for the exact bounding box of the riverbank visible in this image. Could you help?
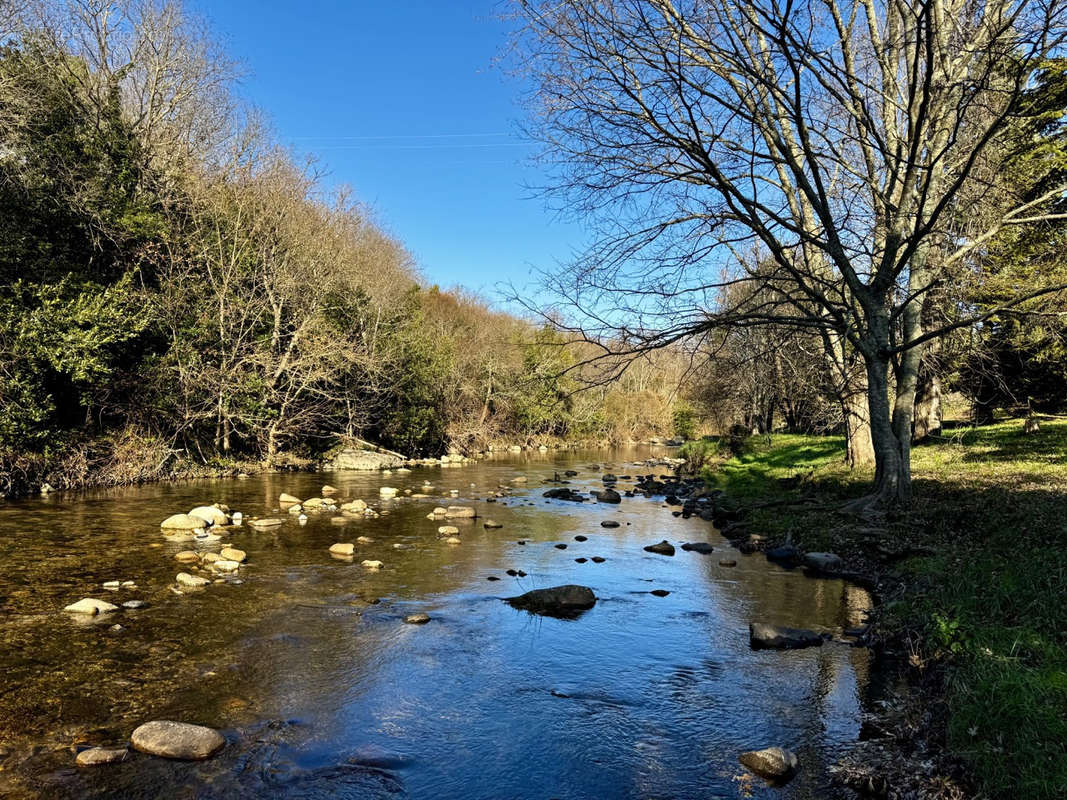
[693,419,1067,799]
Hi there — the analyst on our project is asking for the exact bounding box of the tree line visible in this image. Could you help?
[0,0,694,496]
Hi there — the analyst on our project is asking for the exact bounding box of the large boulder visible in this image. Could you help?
[592,488,622,504]
[332,448,404,471]
[505,585,597,618]
[739,746,798,781]
[160,514,206,530]
[130,721,224,760]
[749,622,824,650]
[803,552,844,573]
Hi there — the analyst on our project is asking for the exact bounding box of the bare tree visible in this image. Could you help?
[512,0,1067,507]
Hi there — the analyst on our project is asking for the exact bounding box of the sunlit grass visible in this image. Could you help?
[704,419,1067,799]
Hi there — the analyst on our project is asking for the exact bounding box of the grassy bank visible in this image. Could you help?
[699,420,1067,799]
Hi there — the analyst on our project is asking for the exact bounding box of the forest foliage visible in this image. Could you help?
[0,0,693,495]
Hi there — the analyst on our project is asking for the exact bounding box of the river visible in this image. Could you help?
[0,447,872,799]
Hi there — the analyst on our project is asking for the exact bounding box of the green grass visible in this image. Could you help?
[705,419,1067,799]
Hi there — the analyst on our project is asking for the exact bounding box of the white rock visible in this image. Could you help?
[379,487,398,498]
[160,514,206,531]
[361,559,384,569]
[64,598,120,615]
[189,506,228,527]
[329,543,355,556]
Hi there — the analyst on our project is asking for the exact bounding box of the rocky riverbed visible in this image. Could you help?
[0,447,873,799]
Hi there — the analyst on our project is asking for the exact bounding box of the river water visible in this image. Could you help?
[0,448,871,799]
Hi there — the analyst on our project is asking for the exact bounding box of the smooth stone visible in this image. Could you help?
[749,622,824,650]
[189,506,228,526]
[766,545,802,565]
[219,547,246,563]
[404,613,431,624]
[329,543,355,556]
[302,497,327,508]
[102,581,121,590]
[247,518,284,529]
[644,540,676,556]
[444,537,462,544]
[379,487,398,498]
[444,506,475,518]
[591,556,606,563]
[130,720,225,760]
[341,499,368,512]
[122,600,148,609]
[483,520,503,529]
[505,585,597,618]
[650,589,671,597]
[76,746,128,766]
[176,573,210,588]
[593,488,621,503]
[322,485,338,495]
[600,520,620,528]
[487,576,500,581]
[361,560,384,569]
[160,514,206,531]
[804,552,843,572]
[739,746,799,780]
[213,559,240,573]
[438,525,460,535]
[201,552,220,564]
[554,543,568,549]
[279,493,302,504]
[64,598,120,615]
[681,542,714,554]
[575,557,588,563]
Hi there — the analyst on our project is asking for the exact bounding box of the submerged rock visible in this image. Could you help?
[505,584,596,618]
[483,519,503,529]
[247,518,284,529]
[404,613,431,624]
[444,506,476,518]
[749,622,824,650]
[643,540,676,556]
[76,746,128,767]
[130,720,224,760]
[739,746,798,781]
[64,598,119,615]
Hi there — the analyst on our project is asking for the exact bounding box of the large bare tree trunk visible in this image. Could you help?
[913,366,942,441]
[843,379,875,467]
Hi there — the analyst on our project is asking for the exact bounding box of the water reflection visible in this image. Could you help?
[0,449,869,798]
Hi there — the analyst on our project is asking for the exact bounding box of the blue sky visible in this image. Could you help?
[191,0,583,307]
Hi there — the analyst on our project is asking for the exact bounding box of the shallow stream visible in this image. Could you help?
[0,448,871,799]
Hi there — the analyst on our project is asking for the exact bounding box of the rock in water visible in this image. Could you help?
[444,506,476,518]
[505,585,596,618]
[739,746,798,781]
[130,720,224,760]
[279,493,302,504]
[341,499,368,512]
[64,598,119,615]
[483,519,503,529]
[681,542,714,554]
[749,622,824,650]
[332,448,403,471]
[600,520,620,528]
[160,514,206,530]
[247,518,283,529]
[361,560,384,569]
[765,545,802,565]
[803,552,843,572]
[188,506,228,527]
[176,573,210,588]
[219,547,246,563]
[644,540,676,556]
[592,488,622,504]
[329,543,354,556]
[76,746,128,766]
[404,613,431,624]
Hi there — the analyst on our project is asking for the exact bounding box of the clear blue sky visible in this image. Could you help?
[191,0,583,307]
